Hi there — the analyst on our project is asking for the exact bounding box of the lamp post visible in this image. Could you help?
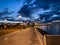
[4,19,7,29]
[18,15,22,30]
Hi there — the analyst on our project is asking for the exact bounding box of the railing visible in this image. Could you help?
[35,24,60,35]
[35,23,60,45]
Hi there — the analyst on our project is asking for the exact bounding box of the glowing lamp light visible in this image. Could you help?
[18,15,22,19]
[19,15,21,18]
[4,19,7,23]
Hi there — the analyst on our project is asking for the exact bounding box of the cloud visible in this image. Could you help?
[18,0,60,22]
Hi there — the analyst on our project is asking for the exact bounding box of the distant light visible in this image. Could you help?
[18,15,22,19]
[4,19,7,22]
[19,15,21,18]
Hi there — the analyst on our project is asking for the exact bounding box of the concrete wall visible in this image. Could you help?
[44,35,60,45]
[35,29,44,45]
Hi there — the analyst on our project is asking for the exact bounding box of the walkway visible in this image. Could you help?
[0,28,40,45]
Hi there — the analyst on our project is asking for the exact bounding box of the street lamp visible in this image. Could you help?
[4,19,7,29]
[4,19,7,23]
[18,15,22,30]
[18,15,21,19]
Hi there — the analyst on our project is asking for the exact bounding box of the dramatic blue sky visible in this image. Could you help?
[0,0,60,23]
[0,0,24,11]
[0,0,26,20]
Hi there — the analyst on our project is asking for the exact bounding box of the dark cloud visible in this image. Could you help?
[0,0,59,22]
[18,0,60,23]
[18,5,31,17]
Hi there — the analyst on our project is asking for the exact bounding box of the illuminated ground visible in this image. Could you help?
[0,28,40,45]
[0,26,28,36]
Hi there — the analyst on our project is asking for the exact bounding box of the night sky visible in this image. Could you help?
[0,0,60,23]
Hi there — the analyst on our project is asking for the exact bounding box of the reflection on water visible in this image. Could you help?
[37,22,60,35]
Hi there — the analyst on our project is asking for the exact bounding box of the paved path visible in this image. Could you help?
[0,28,40,45]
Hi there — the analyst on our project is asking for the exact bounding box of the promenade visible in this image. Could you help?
[0,28,40,45]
